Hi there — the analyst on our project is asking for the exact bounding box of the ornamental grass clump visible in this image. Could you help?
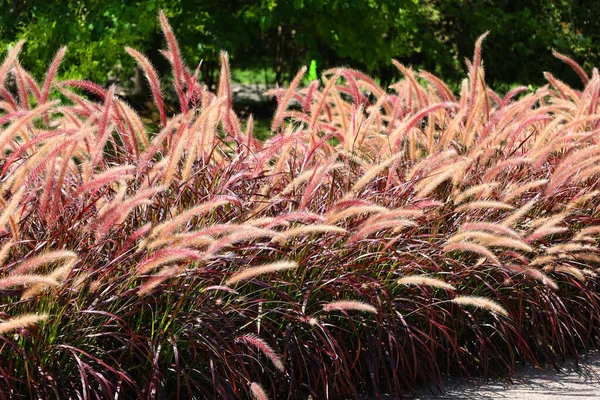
[1,10,600,399]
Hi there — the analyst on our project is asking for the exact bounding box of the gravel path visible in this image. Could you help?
[410,353,600,400]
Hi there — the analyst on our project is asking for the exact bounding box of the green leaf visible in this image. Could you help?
[308,59,318,80]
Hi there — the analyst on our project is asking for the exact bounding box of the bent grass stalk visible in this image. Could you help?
[0,313,48,335]
[12,251,77,275]
[443,242,502,266]
[452,295,509,317]
[225,261,298,286]
[397,276,456,291]
[250,382,270,400]
[322,300,378,314]
[236,334,285,372]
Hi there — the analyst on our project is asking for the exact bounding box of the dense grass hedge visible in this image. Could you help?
[0,12,600,399]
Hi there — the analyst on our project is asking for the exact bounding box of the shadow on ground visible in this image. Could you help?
[409,352,600,400]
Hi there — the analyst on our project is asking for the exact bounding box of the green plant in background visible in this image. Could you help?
[0,0,247,87]
[0,1,170,83]
[307,59,318,81]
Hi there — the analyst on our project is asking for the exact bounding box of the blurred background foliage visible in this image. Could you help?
[0,0,597,92]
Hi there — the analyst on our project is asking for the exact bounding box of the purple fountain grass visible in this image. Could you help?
[40,47,67,105]
[0,274,59,290]
[136,248,202,275]
[2,15,600,399]
[322,300,378,314]
[250,382,270,400]
[452,295,509,317]
[125,47,167,126]
[12,250,77,275]
[0,313,48,335]
[235,334,285,372]
[443,242,502,266]
[158,10,186,113]
[0,40,24,87]
[225,260,298,286]
[397,276,456,291]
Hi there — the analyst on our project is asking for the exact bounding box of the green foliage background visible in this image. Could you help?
[0,0,597,91]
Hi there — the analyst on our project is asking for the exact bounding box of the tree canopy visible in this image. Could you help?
[1,0,596,91]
